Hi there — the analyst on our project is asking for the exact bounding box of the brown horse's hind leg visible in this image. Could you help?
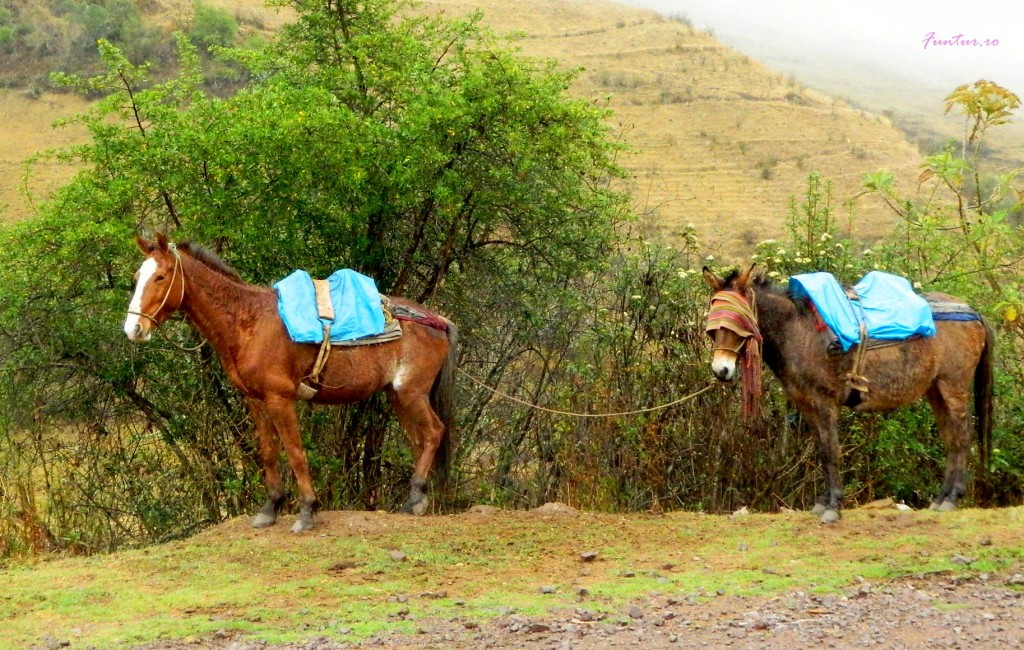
[803,403,843,524]
[249,399,286,528]
[264,395,318,532]
[926,381,971,511]
[389,389,445,515]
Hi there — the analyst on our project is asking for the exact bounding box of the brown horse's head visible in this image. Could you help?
[124,233,185,342]
[702,264,759,382]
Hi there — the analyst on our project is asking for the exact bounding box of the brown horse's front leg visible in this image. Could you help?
[805,404,843,524]
[248,399,286,528]
[264,395,318,532]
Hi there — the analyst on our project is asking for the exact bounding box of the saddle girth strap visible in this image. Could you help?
[298,279,336,400]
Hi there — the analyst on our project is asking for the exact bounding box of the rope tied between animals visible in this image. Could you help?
[458,369,719,418]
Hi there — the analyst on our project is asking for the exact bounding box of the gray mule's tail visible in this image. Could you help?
[975,319,994,472]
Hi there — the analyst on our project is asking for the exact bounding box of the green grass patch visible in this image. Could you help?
[2,507,1022,648]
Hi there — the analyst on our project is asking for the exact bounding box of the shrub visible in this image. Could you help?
[188,0,237,55]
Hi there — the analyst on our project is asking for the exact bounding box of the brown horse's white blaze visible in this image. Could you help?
[703,264,994,524]
[124,234,457,532]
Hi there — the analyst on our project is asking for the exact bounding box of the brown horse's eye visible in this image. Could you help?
[155,274,167,282]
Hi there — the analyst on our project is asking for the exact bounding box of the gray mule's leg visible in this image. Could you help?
[806,404,843,524]
[926,382,970,512]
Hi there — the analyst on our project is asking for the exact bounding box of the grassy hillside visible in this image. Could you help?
[0,0,927,255]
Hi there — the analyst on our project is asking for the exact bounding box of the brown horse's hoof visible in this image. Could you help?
[819,509,841,524]
[290,517,315,533]
[252,512,277,528]
[400,496,429,516]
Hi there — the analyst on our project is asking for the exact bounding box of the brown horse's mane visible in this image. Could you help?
[177,242,245,283]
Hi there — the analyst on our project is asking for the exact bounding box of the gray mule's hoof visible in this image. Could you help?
[931,500,957,512]
[820,509,841,524]
[290,517,314,533]
[811,503,827,516]
[251,512,277,528]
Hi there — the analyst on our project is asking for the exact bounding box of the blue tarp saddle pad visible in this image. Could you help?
[788,271,936,352]
[274,269,386,343]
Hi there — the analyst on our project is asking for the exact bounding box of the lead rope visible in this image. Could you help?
[458,370,718,418]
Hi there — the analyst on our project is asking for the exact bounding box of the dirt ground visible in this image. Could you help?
[125,572,1024,650]
[84,506,1023,650]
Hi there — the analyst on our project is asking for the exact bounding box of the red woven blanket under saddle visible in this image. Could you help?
[387,299,449,332]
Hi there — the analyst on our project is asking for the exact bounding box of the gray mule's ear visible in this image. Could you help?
[737,263,757,291]
[702,266,723,291]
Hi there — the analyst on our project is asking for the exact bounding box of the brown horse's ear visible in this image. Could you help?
[702,266,723,292]
[135,234,153,254]
[155,232,169,252]
[737,263,757,291]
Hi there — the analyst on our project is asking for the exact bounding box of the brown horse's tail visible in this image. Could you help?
[430,318,458,483]
[974,319,995,473]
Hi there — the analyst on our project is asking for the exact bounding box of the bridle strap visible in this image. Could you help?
[127,244,184,325]
[712,341,746,354]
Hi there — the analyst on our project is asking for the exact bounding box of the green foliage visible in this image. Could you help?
[752,171,862,281]
[187,1,238,55]
[63,0,144,53]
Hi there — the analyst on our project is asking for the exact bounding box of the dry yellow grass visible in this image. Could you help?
[1,0,927,256]
[0,91,91,223]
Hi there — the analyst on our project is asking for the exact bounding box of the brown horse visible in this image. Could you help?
[703,266,993,523]
[124,234,457,532]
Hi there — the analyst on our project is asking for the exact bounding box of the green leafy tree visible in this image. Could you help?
[1,0,629,550]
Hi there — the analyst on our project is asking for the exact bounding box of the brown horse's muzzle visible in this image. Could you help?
[125,317,153,343]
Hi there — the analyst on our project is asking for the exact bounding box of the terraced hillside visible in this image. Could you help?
[421,0,924,253]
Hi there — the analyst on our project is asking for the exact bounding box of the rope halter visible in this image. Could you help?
[127,243,185,326]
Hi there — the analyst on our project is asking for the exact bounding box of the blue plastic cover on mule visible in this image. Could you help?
[788,271,935,352]
[274,269,385,343]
